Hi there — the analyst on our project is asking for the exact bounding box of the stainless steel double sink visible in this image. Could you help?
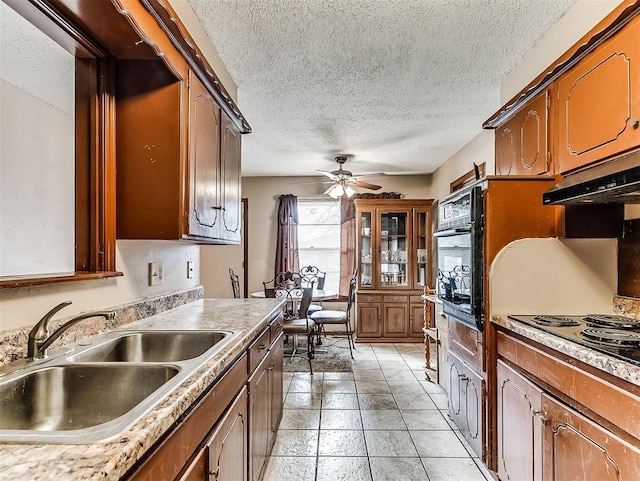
[0,330,237,444]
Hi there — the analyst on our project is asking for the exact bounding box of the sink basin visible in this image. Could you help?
[68,331,229,363]
[0,364,179,441]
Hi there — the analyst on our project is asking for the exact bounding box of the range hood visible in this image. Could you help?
[543,153,640,205]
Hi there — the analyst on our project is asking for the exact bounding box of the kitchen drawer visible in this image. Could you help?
[359,294,382,303]
[384,295,408,303]
[448,316,484,372]
[248,328,271,374]
[410,295,423,303]
[269,314,283,341]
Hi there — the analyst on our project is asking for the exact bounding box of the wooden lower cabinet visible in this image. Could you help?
[356,293,425,341]
[249,332,284,481]
[497,360,543,481]
[448,349,485,458]
[497,330,640,481]
[124,315,284,481]
[206,387,248,481]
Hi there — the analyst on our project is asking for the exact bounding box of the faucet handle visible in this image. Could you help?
[29,301,73,341]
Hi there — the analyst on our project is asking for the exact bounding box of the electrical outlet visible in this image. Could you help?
[187,261,194,279]
[149,262,164,286]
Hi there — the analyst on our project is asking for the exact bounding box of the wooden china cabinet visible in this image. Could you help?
[355,199,433,342]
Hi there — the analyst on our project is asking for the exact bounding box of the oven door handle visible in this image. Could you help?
[434,228,471,238]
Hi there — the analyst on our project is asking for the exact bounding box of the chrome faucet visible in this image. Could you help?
[27,301,116,359]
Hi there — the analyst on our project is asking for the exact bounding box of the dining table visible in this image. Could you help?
[250,289,337,301]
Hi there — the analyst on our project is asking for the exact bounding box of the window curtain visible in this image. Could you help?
[275,194,299,276]
[339,192,402,297]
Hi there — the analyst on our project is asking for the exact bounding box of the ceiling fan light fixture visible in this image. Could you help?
[326,182,356,199]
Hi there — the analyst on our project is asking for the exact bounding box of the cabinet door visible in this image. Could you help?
[516,92,549,175]
[448,350,484,459]
[188,70,221,239]
[269,334,284,438]
[497,360,543,481]
[207,387,248,481]
[495,125,516,175]
[356,299,382,338]
[409,302,425,338]
[495,91,549,176]
[413,208,430,289]
[542,394,640,481]
[358,210,375,289]
[219,113,241,243]
[379,210,410,288]
[249,356,271,481]
[383,302,408,337]
[557,17,640,174]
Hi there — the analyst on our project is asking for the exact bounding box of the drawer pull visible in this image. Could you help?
[258,343,267,350]
[209,465,220,479]
[367,296,373,301]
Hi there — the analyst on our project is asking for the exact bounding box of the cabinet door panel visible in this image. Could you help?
[462,361,484,458]
[189,71,221,238]
[543,394,640,481]
[357,303,382,337]
[383,304,408,337]
[249,357,271,481]
[410,303,425,338]
[220,114,241,242]
[497,360,543,481]
[270,334,284,438]
[558,17,640,173]
[517,92,549,175]
[496,127,515,175]
[207,387,247,481]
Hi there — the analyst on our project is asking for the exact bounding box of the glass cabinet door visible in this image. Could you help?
[415,210,429,288]
[380,211,409,287]
[359,212,373,287]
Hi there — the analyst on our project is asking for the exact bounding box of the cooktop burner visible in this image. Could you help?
[507,314,640,366]
[580,328,640,347]
[532,315,581,327]
[583,314,640,330]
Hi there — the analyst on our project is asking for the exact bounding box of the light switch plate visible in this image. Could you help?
[149,262,164,286]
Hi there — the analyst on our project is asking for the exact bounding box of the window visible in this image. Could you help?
[297,198,341,293]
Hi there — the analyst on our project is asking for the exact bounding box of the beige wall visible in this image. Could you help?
[0,241,200,331]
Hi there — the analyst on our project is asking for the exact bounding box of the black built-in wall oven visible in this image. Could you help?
[434,183,484,330]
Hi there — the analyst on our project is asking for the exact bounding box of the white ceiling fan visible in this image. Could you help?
[316,156,387,198]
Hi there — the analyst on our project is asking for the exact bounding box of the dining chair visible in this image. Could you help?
[228,268,241,299]
[282,286,316,374]
[299,265,326,315]
[309,274,357,359]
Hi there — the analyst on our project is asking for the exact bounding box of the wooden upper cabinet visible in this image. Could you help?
[557,16,640,174]
[220,114,242,243]
[188,70,222,239]
[495,91,550,176]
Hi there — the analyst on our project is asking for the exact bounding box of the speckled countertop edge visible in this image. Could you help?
[492,314,640,387]
[0,298,284,481]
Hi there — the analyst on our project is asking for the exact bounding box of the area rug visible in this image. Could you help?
[283,335,353,372]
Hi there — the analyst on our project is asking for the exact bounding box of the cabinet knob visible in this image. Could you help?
[531,408,548,424]
[631,118,640,129]
[367,296,373,301]
[209,465,220,479]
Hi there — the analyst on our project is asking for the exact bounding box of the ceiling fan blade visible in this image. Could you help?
[351,181,382,190]
[352,172,388,181]
[289,180,334,185]
[317,170,341,181]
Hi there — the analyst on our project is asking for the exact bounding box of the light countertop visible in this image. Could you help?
[0,298,284,481]
[492,314,640,387]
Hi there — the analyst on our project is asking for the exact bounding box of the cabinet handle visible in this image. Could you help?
[631,118,640,129]
[211,205,225,210]
[209,465,220,479]
[258,343,267,350]
[531,408,548,424]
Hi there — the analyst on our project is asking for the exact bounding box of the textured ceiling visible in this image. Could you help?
[187,0,576,177]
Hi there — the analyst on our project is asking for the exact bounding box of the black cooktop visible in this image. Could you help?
[507,314,640,366]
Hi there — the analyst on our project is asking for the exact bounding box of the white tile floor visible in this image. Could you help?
[262,341,495,481]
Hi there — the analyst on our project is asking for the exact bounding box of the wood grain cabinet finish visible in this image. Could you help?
[448,349,485,459]
[496,330,640,481]
[249,331,284,481]
[354,199,433,342]
[116,66,242,244]
[497,360,543,481]
[495,91,550,176]
[557,16,640,174]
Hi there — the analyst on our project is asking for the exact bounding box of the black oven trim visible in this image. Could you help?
[436,184,484,331]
